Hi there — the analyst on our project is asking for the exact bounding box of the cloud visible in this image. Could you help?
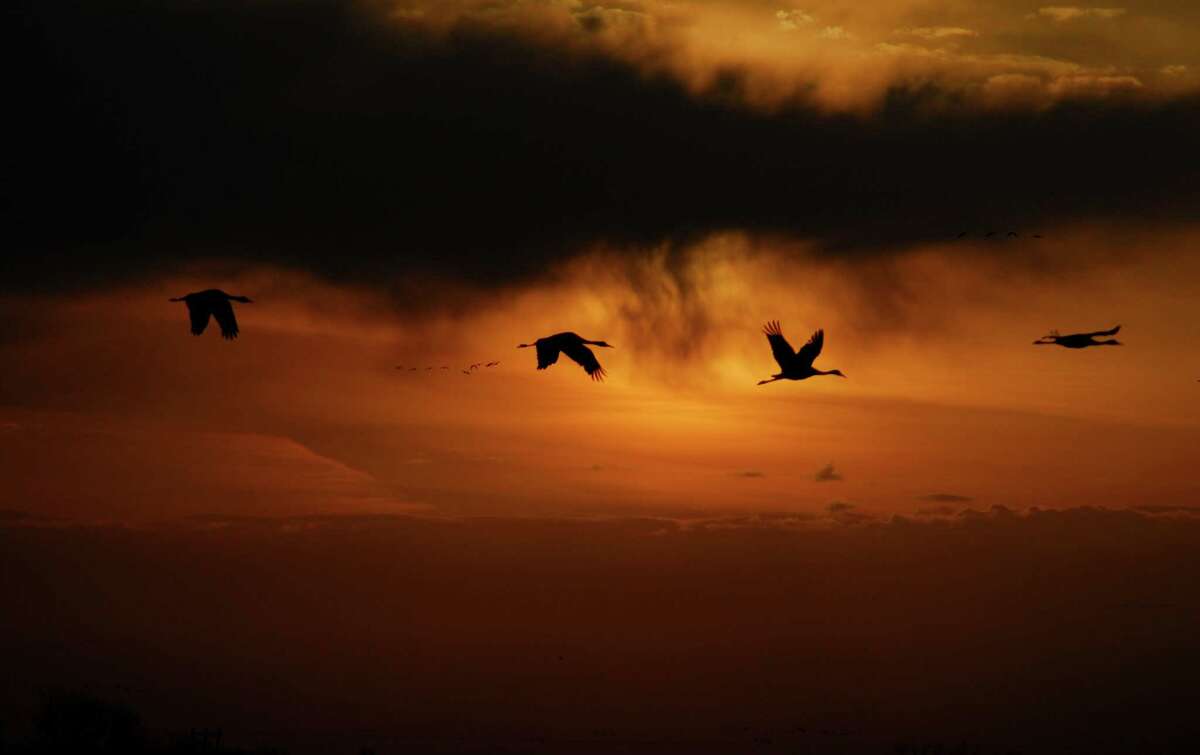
[920,493,974,503]
[7,0,1200,301]
[775,9,814,31]
[815,463,843,482]
[1161,64,1190,77]
[915,505,959,517]
[894,27,978,40]
[817,25,851,40]
[1030,7,1127,22]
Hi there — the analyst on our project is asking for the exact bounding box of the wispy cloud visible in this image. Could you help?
[775,9,814,31]
[920,493,974,503]
[1030,7,1127,22]
[894,26,978,40]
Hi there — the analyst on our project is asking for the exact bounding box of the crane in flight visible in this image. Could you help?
[757,321,845,385]
[1033,325,1122,348]
[518,332,613,381]
[169,289,252,340]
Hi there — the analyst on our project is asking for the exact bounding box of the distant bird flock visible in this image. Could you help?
[171,288,1137,386]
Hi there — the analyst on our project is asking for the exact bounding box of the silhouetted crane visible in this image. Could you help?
[169,289,252,340]
[518,332,613,381]
[757,321,845,385]
[1033,325,1121,348]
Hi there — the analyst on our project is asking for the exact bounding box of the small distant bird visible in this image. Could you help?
[462,370,471,375]
[984,231,997,238]
[1033,325,1121,348]
[441,366,449,369]
[518,332,613,381]
[395,365,403,369]
[169,289,252,339]
[409,367,417,371]
[757,321,845,385]
[425,366,433,371]
[1006,231,1019,237]
[955,231,968,239]
[469,363,482,371]
[1032,233,1044,239]
[486,361,500,367]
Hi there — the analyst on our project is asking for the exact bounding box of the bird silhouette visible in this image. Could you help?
[1033,325,1121,348]
[518,332,613,381]
[955,231,968,239]
[1007,231,1019,237]
[486,361,500,367]
[469,363,482,371]
[169,289,252,339]
[462,370,471,375]
[984,230,997,238]
[757,322,845,385]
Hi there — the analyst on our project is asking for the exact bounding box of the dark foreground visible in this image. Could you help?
[3,507,1198,754]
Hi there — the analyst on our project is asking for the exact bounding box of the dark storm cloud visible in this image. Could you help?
[6,1,1200,298]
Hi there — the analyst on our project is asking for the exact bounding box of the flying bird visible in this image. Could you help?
[470,363,482,371]
[1033,325,1122,348]
[486,361,500,367]
[169,289,252,340]
[955,231,968,239]
[462,370,471,375]
[984,231,997,238]
[518,332,613,381]
[757,322,845,385]
[1006,231,1019,237]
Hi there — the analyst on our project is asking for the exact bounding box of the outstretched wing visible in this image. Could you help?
[185,299,211,335]
[534,339,560,370]
[1081,325,1120,338]
[561,341,606,381]
[763,321,796,370]
[211,298,240,340]
[796,329,824,367]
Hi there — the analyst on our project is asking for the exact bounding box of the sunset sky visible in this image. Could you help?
[4,2,1199,752]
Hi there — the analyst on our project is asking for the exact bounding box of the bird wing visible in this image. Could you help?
[561,341,606,381]
[796,329,825,367]
[534,339,560,370]
[185,299,211,335]
[763,321,796,370]
[1081,325,1120,338]
[211,298,240,340]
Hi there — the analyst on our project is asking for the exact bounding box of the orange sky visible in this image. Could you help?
[4,224,1198,522]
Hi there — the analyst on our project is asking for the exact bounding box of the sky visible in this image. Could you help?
[3,1,1200,752]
